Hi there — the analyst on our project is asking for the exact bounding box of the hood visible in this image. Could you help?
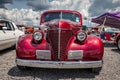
[44,20,81,61]
[44,20,81,30]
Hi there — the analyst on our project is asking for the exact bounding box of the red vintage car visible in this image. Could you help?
[16,10,104,73]
[114,33,120,50]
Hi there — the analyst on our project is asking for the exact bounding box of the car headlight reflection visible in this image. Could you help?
[77,32,87,42]
[33,32,42,41]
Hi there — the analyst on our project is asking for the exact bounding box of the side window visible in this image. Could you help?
[0,27,2,30]
[9,22,15,30]
[0,22,5,30]
[0,26,2,30]
[5,22,13,30]
[0,21,14,30]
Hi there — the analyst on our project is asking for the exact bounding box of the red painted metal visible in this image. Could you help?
[67,36,104,61]
[47,29,73,61]
[16,10,104,61]
[114,33,120,44]
[16,34,51,60]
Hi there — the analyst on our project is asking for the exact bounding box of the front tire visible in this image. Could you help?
[92,67,102,73]
[117,38,120,51]
[17,65,31,71]
[10,45,15,50]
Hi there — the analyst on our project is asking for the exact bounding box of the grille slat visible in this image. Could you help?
[48,29,73,61]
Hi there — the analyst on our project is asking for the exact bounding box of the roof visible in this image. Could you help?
[42,10,81,15]
[0,19,12,22]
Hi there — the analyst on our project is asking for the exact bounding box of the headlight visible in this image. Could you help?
[33,32,42,41]
[77,32,87,41]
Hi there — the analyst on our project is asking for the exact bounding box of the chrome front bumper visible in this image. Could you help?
[16,59,102,69]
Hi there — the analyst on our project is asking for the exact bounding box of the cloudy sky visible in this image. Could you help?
[0,0,120,26]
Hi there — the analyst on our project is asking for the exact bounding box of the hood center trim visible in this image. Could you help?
[58,28,61,59]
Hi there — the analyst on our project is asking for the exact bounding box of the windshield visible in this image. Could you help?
[44,12,80,22]
[105,28,120,32]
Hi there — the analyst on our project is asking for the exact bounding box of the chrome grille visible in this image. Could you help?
[48,30,59,60]
[48,29,73,61]
[60,30,73,61]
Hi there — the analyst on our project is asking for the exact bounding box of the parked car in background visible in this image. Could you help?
[16,25,25,32]
[104,28,120,38]
[16,10,104,73]
[34,26,40,32]
[87,27,100,37]
[25,26,34,34]
[0,19,24,51]
[114,33,120,50]
[100,27,120,40]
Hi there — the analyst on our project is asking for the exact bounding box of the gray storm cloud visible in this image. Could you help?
[0,13,7,19]
[0,0,13,9]
[27,0,51,11]
[0,0,13,3]
[0,0,13,19]
[89,0,120,17]
[0,4,6,8]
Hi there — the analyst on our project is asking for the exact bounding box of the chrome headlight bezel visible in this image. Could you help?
[33,32,43,41]
[77,32,87,42]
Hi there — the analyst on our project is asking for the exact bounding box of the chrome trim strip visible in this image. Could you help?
[36,50,51,52]
[16,59,102,69]
[58,11,62,59]
[58,28,61,59]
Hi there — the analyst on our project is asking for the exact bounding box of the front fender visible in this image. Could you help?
[16,34,50,59]
[67,35,104,61]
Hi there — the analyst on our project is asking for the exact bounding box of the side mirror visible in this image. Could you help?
[2,27,7,30]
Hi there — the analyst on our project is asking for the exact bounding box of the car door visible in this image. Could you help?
[0,28,6,50]
[4,21,16,46]
[12,22,24,40]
